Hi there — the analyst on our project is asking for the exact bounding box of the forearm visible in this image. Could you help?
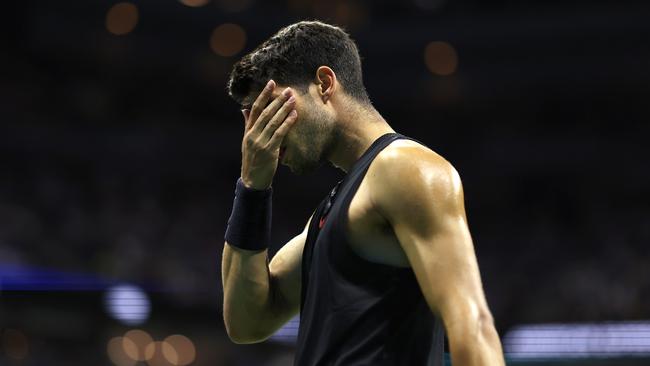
[221,80,298,343]
[448,313,505,366]
[222,243,275,343]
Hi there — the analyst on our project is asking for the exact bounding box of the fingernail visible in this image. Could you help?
[282,87,292,97]
[265,80,274,90]
[241,109,250,120]
[287,96,296,104]
[289,110,297,117]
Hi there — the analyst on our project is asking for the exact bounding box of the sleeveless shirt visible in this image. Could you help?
[294,132,445,366]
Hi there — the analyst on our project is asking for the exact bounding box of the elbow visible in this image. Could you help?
[225,324,264,344]
[226,332,259,345]
[473,309,502,352]
[448,309,505,365]
[477,309,501,347]
[477,309,495,333]
[222,294,276,344]
[224,322,249,344]
[224,319,269,344]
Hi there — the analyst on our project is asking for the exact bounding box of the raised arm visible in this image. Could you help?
[221,79,304,343]
[372,145,505,366]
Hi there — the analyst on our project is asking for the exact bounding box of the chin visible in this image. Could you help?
[284,145,325,175]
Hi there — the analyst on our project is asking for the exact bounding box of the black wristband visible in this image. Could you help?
[224,178,272,251]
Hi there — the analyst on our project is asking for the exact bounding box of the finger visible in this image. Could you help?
[260,94,296,142]
[267,109,298,150]
[250,87,293,135]
[249,80,275,125]
[241,109,251,130]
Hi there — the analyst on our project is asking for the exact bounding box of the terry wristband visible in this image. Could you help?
[224,177,272,251]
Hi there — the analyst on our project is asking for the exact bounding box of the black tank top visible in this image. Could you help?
[294,132,445,366]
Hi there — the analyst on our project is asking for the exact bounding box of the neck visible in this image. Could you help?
[326,104,395,173]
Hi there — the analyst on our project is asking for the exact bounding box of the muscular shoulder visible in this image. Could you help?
[368,139,462,199]
[367,140,465,232]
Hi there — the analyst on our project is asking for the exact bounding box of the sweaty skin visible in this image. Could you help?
[368,143,505,365]
[222,68,505,365]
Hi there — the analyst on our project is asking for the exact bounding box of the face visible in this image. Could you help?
[247,84,338,175]
[283,87,338,175]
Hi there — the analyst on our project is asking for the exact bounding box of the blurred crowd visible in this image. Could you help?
[1,114,648,331]
[2,0,650,364]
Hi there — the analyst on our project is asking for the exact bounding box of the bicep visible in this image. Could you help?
[374,154,490,328]
[267,213,312,321]
[394,214,488,326]
[396,209,504,364]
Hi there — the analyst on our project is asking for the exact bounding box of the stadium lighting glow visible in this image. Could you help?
[269,315,300,344]
[145,341,178,366]
[1,328,29,360]
[179,0,210,7]
[424,41,458,76]
[105,2,139,36]
[163,335,196,365]
[209,23,246,57]
[107,336,137,366]
[503,321,650,359]
[104,284,151,326]
[123,329,153,361]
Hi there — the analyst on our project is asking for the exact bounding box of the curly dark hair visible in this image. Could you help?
[227,20,371,107]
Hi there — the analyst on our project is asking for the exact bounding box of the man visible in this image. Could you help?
[221,21,505,365]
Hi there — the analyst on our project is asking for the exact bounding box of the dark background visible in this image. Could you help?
[1,0,649,364]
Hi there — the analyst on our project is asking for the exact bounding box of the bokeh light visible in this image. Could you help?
[333,2,368,28]
[145,341,175,366]
[163,335,196,365]
[2,328,29,360]
[104,284,151,325]
[178,0,210,7]
[107,337,137,366]
[106,2,139,36]
[123,329,154,361]
[424,41,458,76]
[161,342,179,365]
[209,23,246,57]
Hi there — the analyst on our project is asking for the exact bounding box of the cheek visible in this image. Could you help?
[284,119,300,146]
[289,111,307,136]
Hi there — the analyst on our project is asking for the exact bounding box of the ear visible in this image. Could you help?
[314,66,337,103]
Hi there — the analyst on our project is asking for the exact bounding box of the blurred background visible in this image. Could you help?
[1,0,649,365]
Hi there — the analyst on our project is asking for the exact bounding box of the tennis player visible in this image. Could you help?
[222,21,505,366]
